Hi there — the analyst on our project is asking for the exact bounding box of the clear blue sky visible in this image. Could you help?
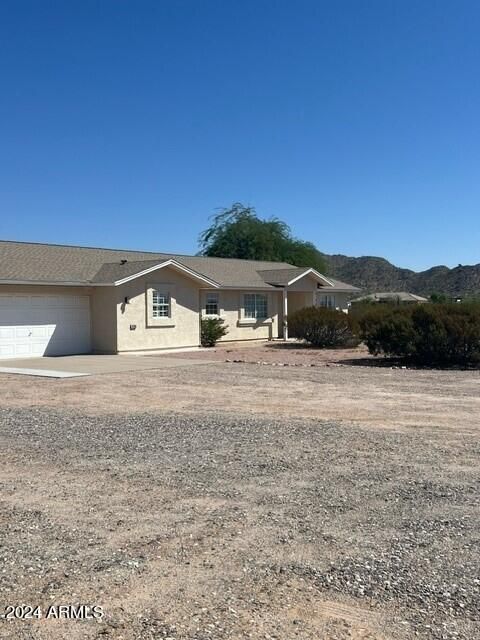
[1,1,479,271]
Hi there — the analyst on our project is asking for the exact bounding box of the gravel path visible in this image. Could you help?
[0,408,478,639]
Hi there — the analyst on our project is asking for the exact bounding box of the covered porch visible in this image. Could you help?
[258,266,359,340]
[259,267,333,340]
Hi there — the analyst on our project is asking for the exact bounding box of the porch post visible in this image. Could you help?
[283,287,288,340]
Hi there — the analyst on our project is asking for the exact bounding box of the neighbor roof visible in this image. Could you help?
[351,291,428,303]
[0,240,360,290]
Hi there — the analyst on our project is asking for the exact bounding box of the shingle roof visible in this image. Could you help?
[324,277,361,292]
[90,259,167,283]
[0,240,360,291]
[0,240,292,288]
[165,255,293,288]
[0,241,164,284]
[257,267,310,286]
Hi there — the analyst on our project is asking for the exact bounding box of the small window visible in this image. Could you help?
[318,294,336,308]
[244,293,268,319]
[205,292,219,316]
[152,290,170,317]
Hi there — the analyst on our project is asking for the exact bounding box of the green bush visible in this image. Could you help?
[359,303,480,367]
[287,306,358,348]
[200,317,228,347]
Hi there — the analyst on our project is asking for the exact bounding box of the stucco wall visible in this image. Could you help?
[286,273,319,292]
[287,291,315,315]
[200,289,282,341]
[115,267,202,352]
[90,287,117,353]
[284,275,319,320]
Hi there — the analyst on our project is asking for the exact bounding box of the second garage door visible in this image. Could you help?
[0,294,91,359]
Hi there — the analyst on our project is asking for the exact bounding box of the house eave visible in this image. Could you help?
[0,279,92,287]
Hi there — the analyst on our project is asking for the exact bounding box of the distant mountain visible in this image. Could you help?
[324,254,480,298]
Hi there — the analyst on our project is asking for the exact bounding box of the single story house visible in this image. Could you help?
[0,240,360,359]
[350,291,429,305]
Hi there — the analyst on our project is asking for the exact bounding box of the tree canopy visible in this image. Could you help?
[198,203,327,273]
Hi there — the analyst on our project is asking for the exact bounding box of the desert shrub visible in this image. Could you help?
[358,304,416,357]
[412,303,480,366]
[359,303,480,367]
[287,306,358,348]
[200,317,228,347]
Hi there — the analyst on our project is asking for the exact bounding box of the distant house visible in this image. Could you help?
[0,240,360,358]
[350,291,429,306]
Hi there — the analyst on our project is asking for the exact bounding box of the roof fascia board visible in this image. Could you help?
[287,268,335,287]
[113,259,220,288]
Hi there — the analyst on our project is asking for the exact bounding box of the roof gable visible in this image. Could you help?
[257,267,360,291]
[258,267,333,287]
[92,258,220,287]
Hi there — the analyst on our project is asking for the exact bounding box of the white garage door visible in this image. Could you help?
[0,294,91,359]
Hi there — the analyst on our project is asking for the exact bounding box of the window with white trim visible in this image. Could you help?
[152,290,170,317]
[205,292,219,316]
[318,294,336,308]
[244,293,268,319]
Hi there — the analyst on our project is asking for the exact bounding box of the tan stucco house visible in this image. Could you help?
[0,241,359,359]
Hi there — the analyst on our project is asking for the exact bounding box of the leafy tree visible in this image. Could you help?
[199,203,327,272]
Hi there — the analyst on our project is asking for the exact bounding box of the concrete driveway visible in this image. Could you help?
[0,353,215,377]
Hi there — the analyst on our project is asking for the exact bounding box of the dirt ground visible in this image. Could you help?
[170,341,375,367]
[0,345,479,640]
[0,345,478,433]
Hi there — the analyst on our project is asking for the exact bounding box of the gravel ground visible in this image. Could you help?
[1,360,479,434]
[0,407,478,640]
